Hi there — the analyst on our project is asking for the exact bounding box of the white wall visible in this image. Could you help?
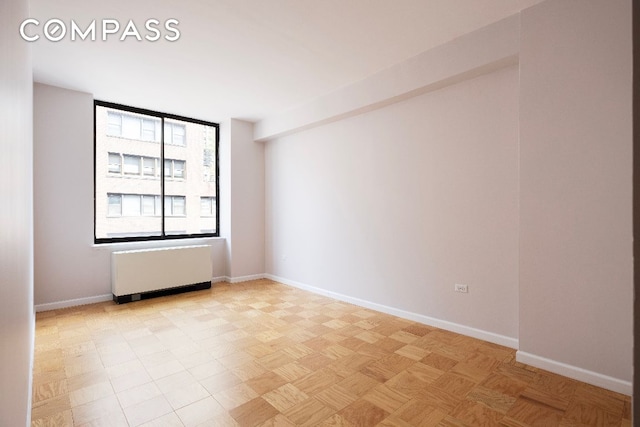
[265,65,520,344]
[0,0,35,424]
[196,118,266,283]
[34,84,227,307]
[228,119,265,279]
[518,0,632,387]
[262,0,633,394]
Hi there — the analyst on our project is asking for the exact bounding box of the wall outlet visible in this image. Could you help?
[454,284,468,293]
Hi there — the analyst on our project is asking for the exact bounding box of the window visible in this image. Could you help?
[142,195,156,216]
[165,196,186,216]
[123,155,140,175]
[108,153,121,174]
[107,194,122,216]
[106,193,165,217]
[143,157,156,176]
[165,122,186,146]
[161,158,186,179]
[122,194,142,216]
[107,112,122,136]
[106,111,161,142]
[200,197,215,217]
[95,101,219,242]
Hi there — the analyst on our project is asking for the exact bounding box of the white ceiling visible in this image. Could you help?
[30,0,543,123]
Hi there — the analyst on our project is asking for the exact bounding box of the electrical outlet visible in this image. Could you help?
[454,284,468,293]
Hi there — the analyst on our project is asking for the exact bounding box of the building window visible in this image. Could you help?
[200,197,215,217]
[95,101,219,243]
[106,154,171,179]
[165,122,186,146]
[108,153,122,174]
[165,196,186,216]
[143,157,156,176]
[123,155,140,175]
[161,158,186,179]
[106,111,161,142]
[107,194,122,216]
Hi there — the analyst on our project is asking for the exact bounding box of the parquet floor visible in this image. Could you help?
[31,279,631,426]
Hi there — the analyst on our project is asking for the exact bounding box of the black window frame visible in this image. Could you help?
[94,100,220,244]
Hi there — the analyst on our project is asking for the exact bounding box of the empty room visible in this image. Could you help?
[1,0,635,426]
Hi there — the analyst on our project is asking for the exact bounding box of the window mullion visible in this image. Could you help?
[160,117,165,237]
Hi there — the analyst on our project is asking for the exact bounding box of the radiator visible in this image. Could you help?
[111,245,212,304]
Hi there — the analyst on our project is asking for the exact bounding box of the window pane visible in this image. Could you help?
[174,160,185,178]
[200,197,214,217]
[122,194,141,216]
[173,196,185,216]
[143,157,155,176]
[164,159,172,177]
[107,194,121,216]
[123,155,140,175]
[142,195,156,216]
[107,112,122,136]
[122,115,142,140]
[142,118,159,142]
[198,125,217,232]
[173,124,186,146]
[108,153,121,173]
[164,196,172,216]
[165,122,186,146]
[95,105,162,239]
[163,123,172,145]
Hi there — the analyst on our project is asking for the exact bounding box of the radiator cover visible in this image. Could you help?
[111,245,212,304]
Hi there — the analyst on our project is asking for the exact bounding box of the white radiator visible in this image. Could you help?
[111,245,212,303]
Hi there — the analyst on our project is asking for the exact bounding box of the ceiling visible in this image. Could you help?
[29,0,544,123]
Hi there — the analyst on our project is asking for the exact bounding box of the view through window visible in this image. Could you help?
[95,101,219,242]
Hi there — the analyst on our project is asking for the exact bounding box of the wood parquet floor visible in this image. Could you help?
[31,279,631,426]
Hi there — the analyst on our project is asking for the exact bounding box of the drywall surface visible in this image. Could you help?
[229,119,266,279]
[265,65,519,341]
[0,0,35,424]
[215,118,265,281]
[519,0,632,383]
[33,84,226,306]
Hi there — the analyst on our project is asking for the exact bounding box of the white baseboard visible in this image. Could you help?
[35,294,113,312]
[35,276,268,312]
[516,351,632,395]
[221,274,267,284]
[265,274,518,349]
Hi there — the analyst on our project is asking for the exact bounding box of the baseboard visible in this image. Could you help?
[228,274,267,284]
[35,294,113,312]
[265,274,518,349]
[36,276,267,311]
[516,351,631,395]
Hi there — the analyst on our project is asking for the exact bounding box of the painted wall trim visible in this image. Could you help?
[35,294,112,313]
[254,14,519,142]
[516,351,632,395]
[265,274,518,349]
[228,274,267,284]
[34,276,266,312]
[213,274,267,284]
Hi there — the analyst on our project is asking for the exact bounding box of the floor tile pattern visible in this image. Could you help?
[31,279,631,426]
